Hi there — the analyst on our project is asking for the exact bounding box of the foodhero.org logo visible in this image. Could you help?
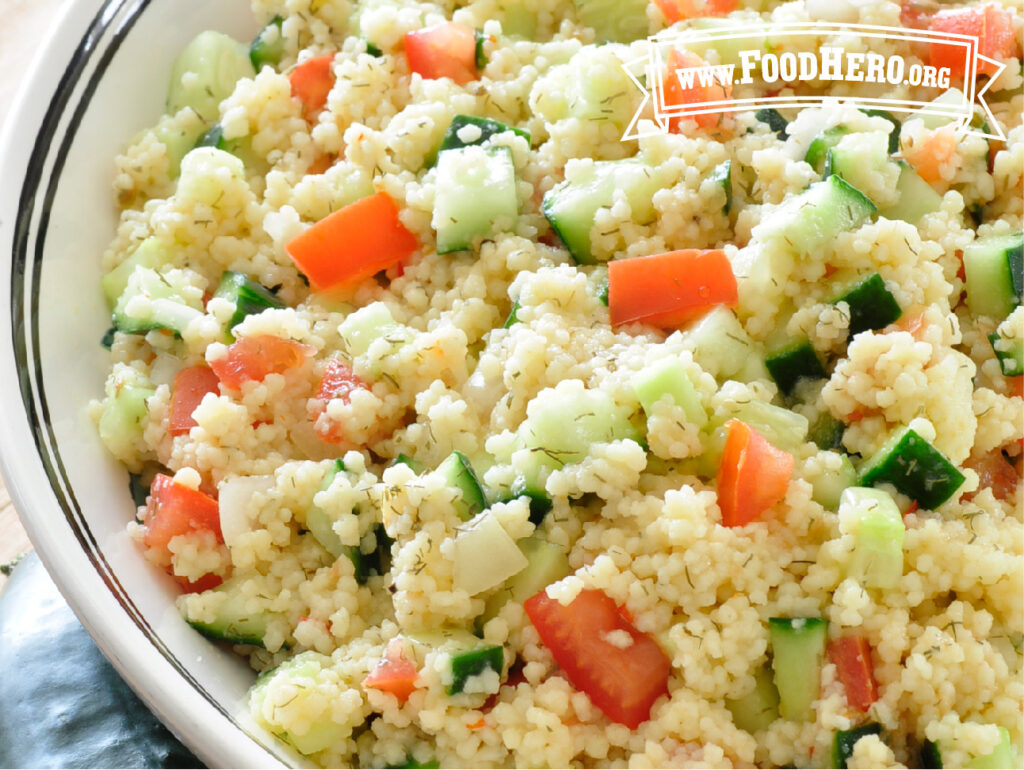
[623,22,1007,140]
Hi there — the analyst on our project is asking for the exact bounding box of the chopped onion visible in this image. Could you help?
[218,475,274,549]
[453,512,528,596]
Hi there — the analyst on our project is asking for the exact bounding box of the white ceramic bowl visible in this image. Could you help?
[0,1,304,766]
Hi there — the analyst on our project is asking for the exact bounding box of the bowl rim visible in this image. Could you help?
[0,1,292,766]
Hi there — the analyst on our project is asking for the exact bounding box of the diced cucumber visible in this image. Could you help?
[859,109,900,153]
[387,756,440,769]
[769,617,827,722]
[838,487,904,589]
[112,267,203,336]
[963,232,1023,320]
[687,20,766,66]
[213,270,285,334]
[764,339,826,396]
[924,726,1018,769]
[365,41,384,57]
[453,510,528,596]
[988,329,1024,377]
[878,161,942,225]
[249,651,348,755]
[712,398,809,454]
[811,453,857,511]
[153,110,207,179]
[184,575,280,647]
[542,160,663,264]
[679,306,768,383]
[338,302,411,359]
[433,145,518,254]
[631,357,707,428]
[757,175,876,256]
[755,108,788,139]
[805,125,849,174]
[515,382,642,482]
[824,132,899,206]
[437,450,487,521]
[305,459,365,582]
[499,0,537,39]
[405,629,504,695]
[858,428,965,509]
[100,327,116,350]
[965,727,1015,769]
[833,272,902,337]
[250,15,285,71]
[474,29,488,70]
[481,537,571,624]
[725,664,780,733]
[571,0,649,42]
[504,299,521,328]
[711,160,732,214]
[167,31,255,124]
[597,276,610,306]
[809,412,845,452]
[921,739,943,769]
[832,723,884,769]
[101,237,175,309]
[437,115,530,157]
[391,454,425,473]
[501,477,553,525]
[97,370,155,464]
[910,87,966,130]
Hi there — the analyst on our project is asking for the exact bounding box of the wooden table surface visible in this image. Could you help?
[0,0,70,589]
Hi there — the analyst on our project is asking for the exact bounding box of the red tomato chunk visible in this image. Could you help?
[210,335,314,390]
[828,636,879,713]
[313,359,369,443]
[168,365,220,436]
[404,22,478,85]
[524,588,671,729]
[142,474,222,565]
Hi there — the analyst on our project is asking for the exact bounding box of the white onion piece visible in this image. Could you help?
[218,475,274,549]
[453,512,528,596]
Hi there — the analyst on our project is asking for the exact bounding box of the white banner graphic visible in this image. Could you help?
[622,23,1007,141]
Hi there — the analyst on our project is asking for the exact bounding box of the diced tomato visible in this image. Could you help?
[901,1,934,30]
[363,639,419,702]
[716,419,794,527]
[524,588,671,729]
[904,500,920,516]
[662,49,731,131]
[608,249,737,329]
[654,0,736,23]
[143,474,222,564]
[169,365,220,437]
[312,359,369,443]
[209,335,314,390]
[965,449,1020,502]
[286,192,419,293]
[828,636,879,713]
[290,54,335,118]
[175,573,224,594]
[404,22,478,85]
[904,126,958,185]
[929,5,1016,77]
[1009,376,1024,399]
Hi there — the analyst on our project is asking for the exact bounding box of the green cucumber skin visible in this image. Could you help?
[440,450,487,520]
[438,114,530,155]
[963,232,1024,320]
[832,723,884,769]
[988,331,1024,377]
[756,108,788,139]
[859,428,965,510]
[250,15,285,70]
[859,108,901,153]
[764,340,827,396]
[448,645,504,694]
[768,617,827,722]
[214,270,285,332]
[711,159,732,214]
[0,554,201,769]
[920,739,943,769]
[835,272,902,337]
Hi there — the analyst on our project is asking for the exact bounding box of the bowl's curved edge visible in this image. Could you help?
[0,2,291,767]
